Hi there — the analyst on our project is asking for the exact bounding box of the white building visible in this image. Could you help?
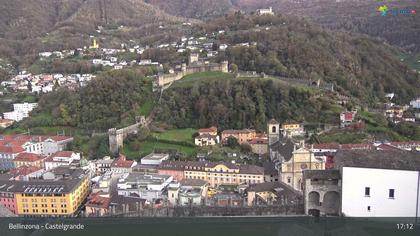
[140,153,169,166]
[336,150,420,217]
[342,167,420,217]
[256,7,274,16]
[0,135,73,171]
[117,173,173,202]
[410,98,420,109]
[44,151,81,170]
[3,103,38,122]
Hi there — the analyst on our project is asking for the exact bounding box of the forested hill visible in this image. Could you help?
[144,0,234,20]
[205,14,419,103]
[16,69,154,132]
[231,0,420,53]
[156,77,340,131]
[0,0,183,65]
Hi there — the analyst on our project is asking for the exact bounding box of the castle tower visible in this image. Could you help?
[221,61,229,73]
[268,119,280,145]
[108,128,119,157]
[189,53,199,64]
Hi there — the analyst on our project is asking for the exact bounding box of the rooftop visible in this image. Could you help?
[334,150,420,171]
[14,152,44,162]
[303,170,341,180]
[141,153,169,161]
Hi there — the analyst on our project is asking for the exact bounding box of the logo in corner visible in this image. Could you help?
[377,5,389,16]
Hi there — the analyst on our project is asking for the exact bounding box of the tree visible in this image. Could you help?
[226,137,239,148]
[229,63,238,75]
[240,143,252,153]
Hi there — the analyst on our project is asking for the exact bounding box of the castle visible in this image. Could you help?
[156,53,229,87]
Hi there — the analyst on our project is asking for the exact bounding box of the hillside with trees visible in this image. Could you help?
[0,0,184,66]
[144,0,234,20]
[16,68,154,132]
[203,14,419,103]
[156,76,340,132]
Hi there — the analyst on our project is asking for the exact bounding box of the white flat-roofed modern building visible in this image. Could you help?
[140,153,169,166]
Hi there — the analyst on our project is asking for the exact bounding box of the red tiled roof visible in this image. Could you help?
[199,126,218,134]
[14,152,44,162]
[308,143,341,150]
[249,138,268,145]
[340,143,373,150]
[222,129,256,134]
[111,155,135,168]
[51,151,75,158]
[86,192,111,208]
[8,165,42,176]
[0,142,25,153]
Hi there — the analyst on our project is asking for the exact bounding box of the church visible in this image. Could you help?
[267,119,325,191]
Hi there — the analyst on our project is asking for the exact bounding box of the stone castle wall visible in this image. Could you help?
[157,61,229,87]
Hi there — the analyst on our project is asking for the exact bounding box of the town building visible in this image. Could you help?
[303,150,420,217]
[280,144,325,191]
[340,111,356,128]
[168,179,208,206]
[0,135,74,171]
[249,137,269,155]
[8,167,90,216]
[247,181,302,206]
[110,155,137,174]
[0,178,18,214]
[157,160,187,181]
[303,169,341,216]
[195,127,219,146]
[140,153,169,166]
[94,156,114,174]
[12,152,46,169]
[8,165,44,181]
[221,129,256,145]
[44,151,81,170]
[409,98,420,109]
[158,161,265,188]
[256,7,274,15]
[336,150,420,217]
[117,173,173,202]
[3,103,38,122]
[281,122,305,137]
[262,162,279,182]
[85,192,111,217]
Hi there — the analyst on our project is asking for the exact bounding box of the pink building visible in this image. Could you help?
[0,181,18,215]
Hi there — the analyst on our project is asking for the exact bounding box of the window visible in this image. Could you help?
[367,206,371,212]
[389,189,395,199]
[365,187,370,197]
[287,177,291,184]
[272,126,276,133]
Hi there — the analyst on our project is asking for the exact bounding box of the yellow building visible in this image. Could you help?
[14,167,90,216]
[89,39,99,49]
[183,162,265,188]
[281,122,305,137]
[280,146,325,191]
[13,152,45,169]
